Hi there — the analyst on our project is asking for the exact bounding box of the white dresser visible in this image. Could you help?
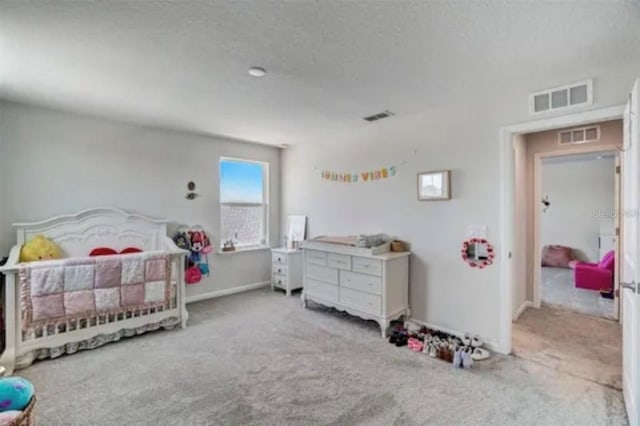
[271,248,303,296]
[300,241,410,337]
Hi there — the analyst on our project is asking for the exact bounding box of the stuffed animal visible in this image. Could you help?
[172,232,190,251]
[19,235,62,262]
[188,230,205,264]
[0,377,34,412]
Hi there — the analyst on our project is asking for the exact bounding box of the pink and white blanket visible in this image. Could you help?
[19,252,171,329]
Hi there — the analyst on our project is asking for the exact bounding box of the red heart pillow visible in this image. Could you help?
[89,247,118,257]
[120,247,142,254]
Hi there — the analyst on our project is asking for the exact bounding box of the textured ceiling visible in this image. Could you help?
[1,1,640,146]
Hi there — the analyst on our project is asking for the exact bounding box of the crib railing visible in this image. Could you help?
[0,251,187,374]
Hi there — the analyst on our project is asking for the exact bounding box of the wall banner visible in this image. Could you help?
[318,161,407,183]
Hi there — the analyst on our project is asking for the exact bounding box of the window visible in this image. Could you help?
[219,158,268,249]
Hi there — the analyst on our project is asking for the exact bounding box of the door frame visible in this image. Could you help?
[498,104,625,354]
[532,146,620,318]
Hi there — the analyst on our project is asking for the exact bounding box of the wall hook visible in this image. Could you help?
[186,181,198,200]
[541,195,550,212]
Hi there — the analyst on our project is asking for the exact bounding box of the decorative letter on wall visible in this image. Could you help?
[316,160,408,183]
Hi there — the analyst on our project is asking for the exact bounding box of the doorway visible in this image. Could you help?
[536,150,619,320]
[500,79,640,426]
[510,121,623,388]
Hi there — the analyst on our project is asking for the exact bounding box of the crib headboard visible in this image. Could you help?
[14,208,169,258]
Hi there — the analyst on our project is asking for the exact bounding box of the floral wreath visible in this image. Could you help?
[461,238,495,269]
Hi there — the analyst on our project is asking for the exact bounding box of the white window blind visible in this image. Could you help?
[219,158,268,248]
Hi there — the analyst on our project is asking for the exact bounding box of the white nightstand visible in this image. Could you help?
[271,248,303,296]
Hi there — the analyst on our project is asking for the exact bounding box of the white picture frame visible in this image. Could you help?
[286,215,307,248]
[417,170,451,201]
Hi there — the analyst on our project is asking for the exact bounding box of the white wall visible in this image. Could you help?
[282,67,640,346]
[541,157,615,262]
[0,101,281,300]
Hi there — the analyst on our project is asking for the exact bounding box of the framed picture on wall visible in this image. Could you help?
[417,170,451,201]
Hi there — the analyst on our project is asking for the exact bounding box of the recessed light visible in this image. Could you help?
[248,67,266,77]
[596,155,603,160]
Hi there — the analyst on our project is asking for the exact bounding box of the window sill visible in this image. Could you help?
[216,245,271,255]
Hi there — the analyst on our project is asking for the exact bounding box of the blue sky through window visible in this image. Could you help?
[220,159,264,203]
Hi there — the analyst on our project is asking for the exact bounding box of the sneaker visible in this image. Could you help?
[453,348,463,368]
[462,348,474,368]
[462,333,472,346]
[471,335,484,348]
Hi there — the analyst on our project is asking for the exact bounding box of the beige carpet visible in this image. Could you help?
[20,289,626,425]
[513,305,622,390]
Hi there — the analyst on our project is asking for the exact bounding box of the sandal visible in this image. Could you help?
[471,347,490,361]
[408,337,424,352]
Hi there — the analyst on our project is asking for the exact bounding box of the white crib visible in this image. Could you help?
[0,207,188,374]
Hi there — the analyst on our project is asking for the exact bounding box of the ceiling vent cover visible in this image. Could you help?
[530,80,593,115]
[558,125,600,145]
[363,110,394,122]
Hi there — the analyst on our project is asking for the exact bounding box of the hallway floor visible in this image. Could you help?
[541,266,614,319]
[513,305,621,389]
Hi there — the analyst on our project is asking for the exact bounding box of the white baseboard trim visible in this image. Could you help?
[405,317,502,354]
[514,301,533,321]
[185,281,270,304]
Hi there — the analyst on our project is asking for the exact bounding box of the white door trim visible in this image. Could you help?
[498,105,625,355]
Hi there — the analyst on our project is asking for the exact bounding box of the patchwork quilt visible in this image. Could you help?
[19,251,171,328]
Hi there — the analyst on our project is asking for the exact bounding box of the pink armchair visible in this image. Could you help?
[573,250,615,291]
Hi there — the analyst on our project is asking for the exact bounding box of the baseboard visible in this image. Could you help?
[405,317,501,354]
[185,281,270,304]
[514,301,533,321]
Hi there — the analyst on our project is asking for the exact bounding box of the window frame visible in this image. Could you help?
[219,156,270,250]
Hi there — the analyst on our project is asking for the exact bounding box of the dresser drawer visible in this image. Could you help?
[306,264,339,285]
[272,274,287,287]
[339,287,381,314]
[306,278,339,302]
[272,253,287,265]
[340,271,382,295]
[305,250,327,266]
[352,257,383,276]
[327,253,351,270]
[272,264,288,276]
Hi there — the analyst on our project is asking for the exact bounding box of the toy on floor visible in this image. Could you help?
[0,377,34,412]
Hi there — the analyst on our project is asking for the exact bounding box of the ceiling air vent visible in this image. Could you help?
[530,80,593,115]
[558,125,600,145]
[363,110,394,122]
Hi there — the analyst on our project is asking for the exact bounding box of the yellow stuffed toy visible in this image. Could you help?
[19,235,62,262]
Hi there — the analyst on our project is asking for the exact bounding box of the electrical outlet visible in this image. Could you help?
[467,225,487,238]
